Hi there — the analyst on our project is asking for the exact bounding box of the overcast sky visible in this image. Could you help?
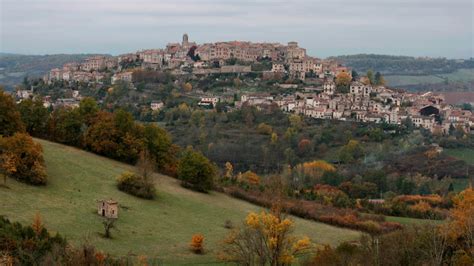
[1,0,473,58]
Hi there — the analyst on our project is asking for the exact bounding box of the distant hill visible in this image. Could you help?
[331,54,474,91]
[0,53,109,89]
[330,54,474,76]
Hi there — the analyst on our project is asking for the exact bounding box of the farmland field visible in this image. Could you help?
[385,68,474,87]
[0,139,361,264]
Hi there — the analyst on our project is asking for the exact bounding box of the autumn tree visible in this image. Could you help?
[239,170,260,185]
[218,211,312,265]
[224,162,234,180]
[335,72,352,93]
[177,147,216,192]
[0,133,47,185]
[297,138,312,155]
[0,88,25,136]
[190,234,205,254]
[32,212,44,236]
[445,187,474,258]
[257,123,273,135]
[182,82,193,92]
[290,160,336,190]
[83,111,119,158]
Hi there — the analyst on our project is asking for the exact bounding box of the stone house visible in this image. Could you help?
[97,199,118,219]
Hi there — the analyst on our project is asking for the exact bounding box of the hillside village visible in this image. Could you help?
[16,34,474,135]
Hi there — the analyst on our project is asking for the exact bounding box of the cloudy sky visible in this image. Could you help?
[1,0,473,58]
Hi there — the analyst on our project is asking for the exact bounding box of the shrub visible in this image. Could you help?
[224,220,233,229]
[256,123,273,135]
[177,148,216,192]
[116,171,156,199]
[190,234,204,254]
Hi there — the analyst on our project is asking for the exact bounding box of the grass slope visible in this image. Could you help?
[0,139,361,264]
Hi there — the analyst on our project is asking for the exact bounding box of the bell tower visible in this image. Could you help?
[182,33,189,46]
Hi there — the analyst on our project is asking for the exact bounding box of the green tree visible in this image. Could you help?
[78,97,99,125]
[367,70,374,85]
[17,98,49,137]
[339,140,364,163]
[351,70,359,81]
[48,108,83,146]
[0,88,25,136]
[177,147,216,192]
[374,71,385,85]
[143,124,175,173]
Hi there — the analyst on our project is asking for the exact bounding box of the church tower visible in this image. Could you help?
[182,33,189,46]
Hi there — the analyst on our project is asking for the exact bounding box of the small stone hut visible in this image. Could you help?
[97,199,118,219]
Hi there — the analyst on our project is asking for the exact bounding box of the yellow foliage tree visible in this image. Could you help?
[182,82,193,92]
[240,171,260,185]
[224,162,233,179]
[295,160,335,178]
[219,211,312,264]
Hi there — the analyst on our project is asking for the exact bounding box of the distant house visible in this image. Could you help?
[97,199,118,219]
[150,101,164,111]
[198,96,219,107]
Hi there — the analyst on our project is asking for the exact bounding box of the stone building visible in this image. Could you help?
[97,199,118,219]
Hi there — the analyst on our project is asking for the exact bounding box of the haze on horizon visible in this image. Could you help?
[1,0,473,59]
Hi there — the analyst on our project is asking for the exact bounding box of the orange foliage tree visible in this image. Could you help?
[190,234,204,254]
[0,133,47,185]
[239,171,260,185]
[32,212,43,236]
[445,187,474,257]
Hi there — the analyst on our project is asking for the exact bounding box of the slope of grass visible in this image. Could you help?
[385,216,444,225]
[0,139,361,264]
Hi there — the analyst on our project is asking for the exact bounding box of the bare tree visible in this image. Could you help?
[136,150,155,181]
[102,218,117,239]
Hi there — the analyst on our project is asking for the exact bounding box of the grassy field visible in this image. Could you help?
[444,148,474,165]
[385,216,444,225]
[0,139,361,264]
[444,148,473,192]
[385,68,474,87]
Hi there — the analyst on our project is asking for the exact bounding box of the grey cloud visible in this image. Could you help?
[0,0,472,58]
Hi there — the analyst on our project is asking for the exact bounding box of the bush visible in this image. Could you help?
[177,148,216,192]
[190,234,204,254]
[224,220,233,229]
[116,171,156,199]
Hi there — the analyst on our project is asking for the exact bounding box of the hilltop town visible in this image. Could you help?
[15,34,473,135]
